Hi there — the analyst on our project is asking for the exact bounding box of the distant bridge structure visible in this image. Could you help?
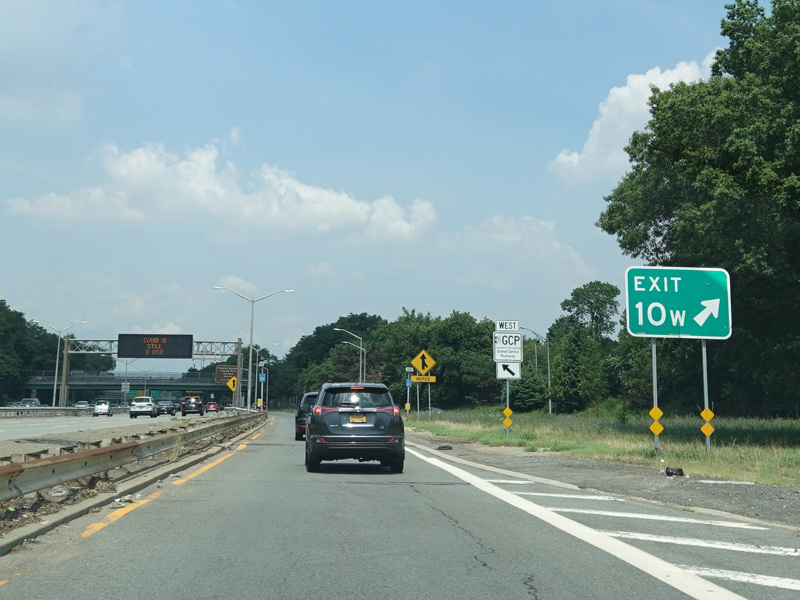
[32,339,244,407]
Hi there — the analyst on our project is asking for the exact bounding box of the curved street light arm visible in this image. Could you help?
[213,286,294,410]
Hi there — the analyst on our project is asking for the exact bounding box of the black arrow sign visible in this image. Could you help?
[502,364,517,376]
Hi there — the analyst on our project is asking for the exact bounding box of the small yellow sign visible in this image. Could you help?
[700,408,715,422]
[226,376,237,392]
[503,417,513,428]
[411,375,437,383]
[410,349,436,375]
[649,406,663,421]
[650,422,664,436]
[503,407,513,417]
[701,422,715,437]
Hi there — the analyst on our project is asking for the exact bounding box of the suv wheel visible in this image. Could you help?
[305,446,320,472]
[389,458,404,473]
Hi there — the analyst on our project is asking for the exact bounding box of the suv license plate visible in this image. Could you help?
[349,414,367,423]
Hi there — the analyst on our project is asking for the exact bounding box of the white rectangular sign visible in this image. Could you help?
[496,362,521,379]
[495,320,519,331]
[493,331,523,362]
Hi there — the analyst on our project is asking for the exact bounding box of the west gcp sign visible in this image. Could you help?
[626,267,732,339]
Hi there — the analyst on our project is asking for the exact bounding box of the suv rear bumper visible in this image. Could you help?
[307,435,404,462]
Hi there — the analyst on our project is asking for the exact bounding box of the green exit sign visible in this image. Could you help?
[626,267,732,339]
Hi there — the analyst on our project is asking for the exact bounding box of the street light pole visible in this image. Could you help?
[138,367,156,396]
[333,328,364,382]
[521,327,551,414]
[340,341,365,381]
[33,320,89,407]
[255,344,277,410]
[118,358,138,404]
[214,286,293,410]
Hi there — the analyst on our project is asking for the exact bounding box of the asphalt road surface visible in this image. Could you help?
[0,413,797,599]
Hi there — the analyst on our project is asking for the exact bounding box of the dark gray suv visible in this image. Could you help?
[304,383,404,473]
[295,392,318,440]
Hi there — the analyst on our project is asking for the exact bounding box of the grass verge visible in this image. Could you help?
[405,407,800,487]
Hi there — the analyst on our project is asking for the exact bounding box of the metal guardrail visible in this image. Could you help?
[0,412,266,502]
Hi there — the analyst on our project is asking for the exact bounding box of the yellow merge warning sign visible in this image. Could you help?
[410,350,436,375]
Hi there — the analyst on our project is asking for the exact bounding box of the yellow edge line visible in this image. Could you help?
[173,452,235,485]
[81,490,163,538]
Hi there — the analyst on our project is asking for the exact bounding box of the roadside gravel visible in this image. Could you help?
[405,427,800,531]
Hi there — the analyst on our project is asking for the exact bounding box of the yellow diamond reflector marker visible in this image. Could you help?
[700,408,714,421]
[503,418,513,428]
[649,406,663,420]
[503,407,513,417]
[701,422,715,437]
[650,422,664,436]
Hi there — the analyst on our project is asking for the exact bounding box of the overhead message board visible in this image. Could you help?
[117,334,194,358]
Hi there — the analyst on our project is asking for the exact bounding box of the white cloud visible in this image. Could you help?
[0,86,82,124]
[447,215,590,289]
[215,276,259,298]
[366,197,437,240]
[308,263,334,277]
[229,127,243,146]
[461,215,582,262]
[5,187,144,222]
[6,140,436,241]
[548,52,716,182]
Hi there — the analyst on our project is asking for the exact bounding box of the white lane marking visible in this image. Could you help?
[407,448,748,600]
[516,492,625,501]
[551,508,768,530]
[406,440,580,490]
[695,480,755,485]
[486,479,540,484]
[678,565,800,591]
[602,531,800,556]
[486,479,624,501]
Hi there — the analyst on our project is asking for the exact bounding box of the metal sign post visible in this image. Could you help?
[626,267,731,452]
[494,321,521,434]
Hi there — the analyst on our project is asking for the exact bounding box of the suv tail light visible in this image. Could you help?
[314,406,340,415]
[376,407,401,415]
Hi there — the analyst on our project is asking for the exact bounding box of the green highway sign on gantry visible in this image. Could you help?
[626,266,732,339]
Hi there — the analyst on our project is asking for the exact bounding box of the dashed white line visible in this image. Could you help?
[602,530,800,556]
[516,492,625,502]
[678,565,800,591]
[550,507,768,530]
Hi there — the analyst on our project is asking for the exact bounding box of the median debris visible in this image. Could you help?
[665,467,685,477]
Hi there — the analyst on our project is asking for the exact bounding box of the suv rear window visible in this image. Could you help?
[321,387,393,408]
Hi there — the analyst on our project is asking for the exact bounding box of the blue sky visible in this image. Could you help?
[1,1,732,372]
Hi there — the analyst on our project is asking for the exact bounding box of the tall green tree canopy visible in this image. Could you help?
[560,281,620,340]
[597,0,800,414]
